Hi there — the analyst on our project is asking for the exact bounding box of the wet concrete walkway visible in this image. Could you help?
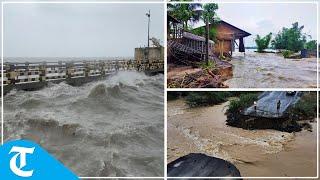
[244,91,302,118]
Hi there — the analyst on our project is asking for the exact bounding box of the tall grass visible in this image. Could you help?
[290,92,317,119]
[227,93,258,114]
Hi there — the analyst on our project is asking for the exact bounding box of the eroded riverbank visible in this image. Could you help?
[167,99,317,177]
[225,52,317,88]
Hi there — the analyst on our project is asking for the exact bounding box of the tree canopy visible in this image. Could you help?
[202,4,219,24]
[271,22,307,52]
[168,3,219,34]
[184,3,219,40]
[305,40,317,51]
[255,33,272,52]
[167,2,202,29]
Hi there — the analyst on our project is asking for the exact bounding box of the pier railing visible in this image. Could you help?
[1,59,164,86]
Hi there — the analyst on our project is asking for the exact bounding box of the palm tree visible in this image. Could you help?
[168,2,202,30]
[202,3,219,24]
[202,4,219,65]
[168,2,219,65]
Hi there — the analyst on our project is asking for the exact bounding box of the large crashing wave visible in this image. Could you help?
[3,71,164,177]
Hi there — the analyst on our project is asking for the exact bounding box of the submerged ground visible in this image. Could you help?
[225,52,317,88]
[167,99,317,177]
[4,71,164,177]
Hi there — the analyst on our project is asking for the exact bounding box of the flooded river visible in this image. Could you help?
[167,99,317,177]
[225,52,317,88]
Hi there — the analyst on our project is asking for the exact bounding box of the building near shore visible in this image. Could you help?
[196,20,251,57]
[168,14,251,60]
[167,14,215,64]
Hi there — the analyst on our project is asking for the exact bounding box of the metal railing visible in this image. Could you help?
[1,59,163,85]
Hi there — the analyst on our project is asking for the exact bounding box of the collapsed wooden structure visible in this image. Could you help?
[167,15,234,88]
[167,15,216,65]
[168,14,252,62]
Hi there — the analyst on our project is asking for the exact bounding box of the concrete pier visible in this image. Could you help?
[1,47,164,95]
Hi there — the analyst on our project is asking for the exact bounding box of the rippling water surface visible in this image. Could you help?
[167,99,317,177]
[225,52,317,88]
[4,71,164,177]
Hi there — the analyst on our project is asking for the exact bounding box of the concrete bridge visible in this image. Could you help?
[1,47,164,94]
[243,91,303,118]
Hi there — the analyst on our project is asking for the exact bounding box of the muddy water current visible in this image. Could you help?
[167,99,317,177]
[225,52,317,88]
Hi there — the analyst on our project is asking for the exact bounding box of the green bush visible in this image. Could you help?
[191,26,217,41]
[200,60,216,71]
[291,92,317,119]
[167,92,182,101]
[185,92,231,107]
[271,22,307,52]
[305,40,317,51]
[282,50,293,58]
[255,33,272,53]
[227,93,258,114]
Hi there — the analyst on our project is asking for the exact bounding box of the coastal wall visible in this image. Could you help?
[135,47,164,63]
[1,48,164,94]
[134,46,164,72]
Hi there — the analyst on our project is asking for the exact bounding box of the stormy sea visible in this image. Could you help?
[3,71,164,177]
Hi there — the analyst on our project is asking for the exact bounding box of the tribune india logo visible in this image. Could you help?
[9,146,35,177]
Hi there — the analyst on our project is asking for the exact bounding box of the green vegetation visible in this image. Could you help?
[290,92,317,119]
[202,3,219,22]
[282,50,294,58]
[167,2,202,30]
[185,92,232,107]
[270,22,317,58]
[169,3,219,40]
[271,22,307,52]
[167,91,189,101]
[255,33,272,52]
[168,92,260,107]
[182,92,258,107]
[305,40,317,51]
[192,27,217,40]
[200,60,216,71]
[191,27,205,37]
[227,93,258,114]
[198,3,219,41]
[167,92,181,101]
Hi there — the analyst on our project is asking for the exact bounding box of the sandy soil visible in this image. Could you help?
[167,99,317,177]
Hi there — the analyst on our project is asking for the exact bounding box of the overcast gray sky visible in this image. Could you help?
[3,3,164,57]
[194,3,318,47]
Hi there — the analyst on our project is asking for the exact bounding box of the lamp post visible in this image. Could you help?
[146,10,151,48]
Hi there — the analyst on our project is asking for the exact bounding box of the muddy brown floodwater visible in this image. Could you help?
[167,99,317,177]
[225,52,317,88]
